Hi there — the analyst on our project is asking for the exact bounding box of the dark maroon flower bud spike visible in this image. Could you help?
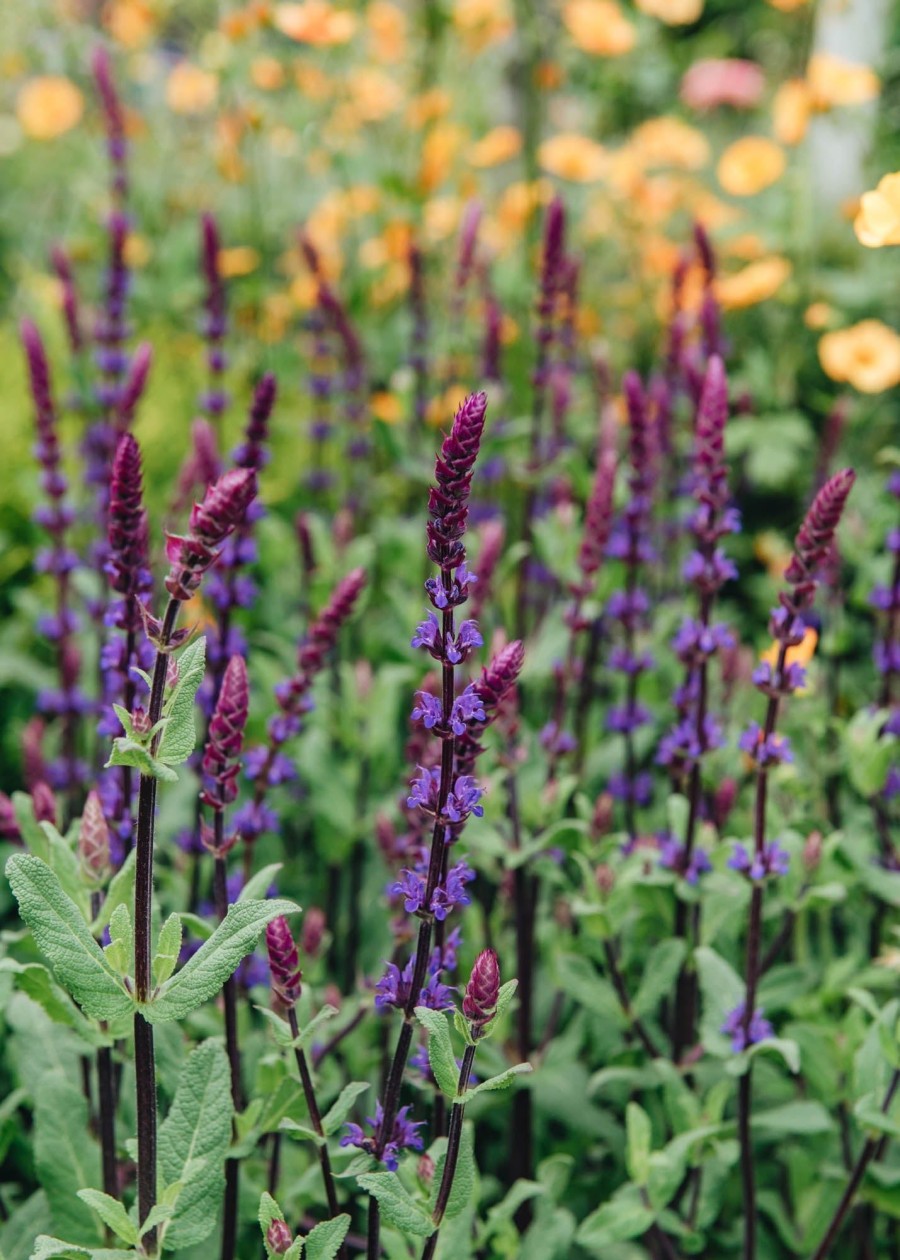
[78,791,111,884]
[50,245,84,356]
[266,1219,294,1255]
[463,948,500,1037]
[116,342,152,432]
[165,468,257,602]
[201,656,249,813]
[266,916,303,1008]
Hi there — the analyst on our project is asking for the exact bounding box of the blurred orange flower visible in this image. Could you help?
[346,67,403,121]
[103,0,157,48]
[760,626,818,683]
[273,2,356,44]
[854,172,900,248]
[453,0,513,51]
[468,125,522,168]
[715,256,791,309]
[218,247,261,278]
[717,136,785,196]
[819,321,900,393]
[766,0,809,9]
[371,391,403,424]
[251,57,286,90]
[539,133,607,182]
[407,88,453,128]
[636,0,703,23]
[420,122,467,192]
[772,79,811,146]
[803,302,833,330]
[563,0,635,56]
[294,63,332,100]
[17,76,84,139]
[807,52,879,110]
[367,1,406,61]
[166,63,218,114]
[630,117,710,170]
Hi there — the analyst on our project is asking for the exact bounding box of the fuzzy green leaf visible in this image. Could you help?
[104,904,132,979]
[322,1081,371,1136]
[105,737,178,782]
[75,1193,137,1247]
[34,1072,104,1245]
[576,1185,655,1251]
[30,1239,135,1260]
[90,851,136,936]
[430,1124,476,1221]
[259,1192,299,1258]
[695,947,744,1056]
[239,862,283,903]
[6,855,133,1021]
[157,637,206,765]
[152,914,182,988]
[158,1040,233,1250]
[146,898,299,1022]
[462,1062,532,1100]
[625,1103,652,1186]
[356,1173,433,1238]
[0,961,111,1047]
[415,1006,460,1098]
[279,1118,325,1147]
[305,1215,351,1260]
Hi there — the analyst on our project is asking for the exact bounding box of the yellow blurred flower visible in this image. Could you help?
[370,390,403,423]
[218,246,261,278]
[273,2,356,45]
[819,321,900,393]
[427,383,471,428]
[221,2,271,39]
[166,63,218,114]
[807,52,879,110]
[260,292,294,343]
[772,79,811,146]
[424,197,462,243]
[804,301,833,330]
[103,0,157,48]
[468,125,522,168]
[346,68,403,122]
[406,88,452,128]
[17,76,84,140]
[251,57,286,90]
[453,0,513,51]
[294,63,332,100]
[725,233,766,260]
[635,0,703,24]
[766,0,809,9]
[419,122,467,193]
[563,0,636,56]
[717,136,785,197]
[539,133,607,182]
[715,256,791,309]
[630,116,710,170]
[854,172,900,248]
[760,626,818,685]
[123,233,152,268]
[367,1,406,62]
[754,531,793,584]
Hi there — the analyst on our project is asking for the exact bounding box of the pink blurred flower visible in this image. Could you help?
[680,59,765,111]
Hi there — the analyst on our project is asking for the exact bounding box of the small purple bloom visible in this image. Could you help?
[738,723,793,768]
[411,691,443,730]
[721,1001,773,1053]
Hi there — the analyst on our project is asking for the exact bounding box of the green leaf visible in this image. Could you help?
[356,1173,433,1237]
[695,947,744,1056]
[105,737,178,782]
[633,939,687,1018]
[322,1082,371,1136]
[415,1006,460,1098]
[12,791,51,860]
[844,708,896,798]
[75,1193,137,1247]
[157,637,206,765]
[34,1072,103,1245]
[554,955,621,1021]
[752,1101,834,1136]
[306,1215,351,1260]
[152,914,182,988]
[463,1062,532,1100]
[140,1204,175,1238]
[290,1004,340,1052]
[576,1185,655,1251]
[239,863,283,903]
[625,1103,652,1186]
[280,1119,325,1147]
[0,961,110,1047]
[726,1037,801,1077]
[436,1124,475,1220]
[6,855,133,1021]
[259,1192,299,1258]
[146,898,300,1022]
[158,1040,234,1250]
[104,904,132,978]
[30,1240,135,1260]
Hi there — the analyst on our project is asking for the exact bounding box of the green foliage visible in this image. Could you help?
[106,638,207,781]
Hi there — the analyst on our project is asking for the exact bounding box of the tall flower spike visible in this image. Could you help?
[165,468,256,601]
[783,468,856,606]
[463,948,500,1036]
[78,791,111,883]
[50,246,84,355]
[575,447,617,591]
[116,342,152,431]
[91,46,128,201]
[266,915,302,1006]
[426,391,488,575]
[200,655,249,810]
[108,434,151,612]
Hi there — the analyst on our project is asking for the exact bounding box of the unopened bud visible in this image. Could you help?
[595,864,615,897]
[266,916,302,1006]
[463,948,500,1036]
[31,782,56,826]
[132,706,152,736]
[418,1152,435,1185]
[78,791,111,882]
[266,1219,294,1254]
[591,792,614,838]
[0,792,21,842]
[803,831,822,873]
[302,907,326,957]
[166,657,180,690]
[712,778,737,832]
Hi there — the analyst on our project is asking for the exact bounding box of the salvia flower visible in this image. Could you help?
[657,834,711,884]
[165,468,256,601]
[374,954,455,1013]
[729,840,791,881]
[426,392,488,581]
[738,724,793,768]
[463,947,500,1036]
[266,1220,294,1255]
[721,1001,773,1053]
[266,915,302,1007]
[199,213,229,420]
[49,245,83,356]
[340,1102,424,1171]
[200,655,249,811]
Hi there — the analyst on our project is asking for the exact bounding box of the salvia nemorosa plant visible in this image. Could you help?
[11,51,900,1260]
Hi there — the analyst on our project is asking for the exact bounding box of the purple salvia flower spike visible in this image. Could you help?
[78,791,111,884]
[164,468,256,602]
[463,947,500,1036]
[200,656,249,811]
[266,915,302,1007]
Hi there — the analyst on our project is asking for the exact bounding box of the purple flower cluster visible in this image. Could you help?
[199,214,229,421]
[341,1101,424,1171]
[374,949,456,1013]
[728,840,790,881]
[738,724,793,768]
[721,1001,773,1053]
[389,858,475,921]
[658,834,711,884]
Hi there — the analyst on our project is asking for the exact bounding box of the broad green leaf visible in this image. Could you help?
[415,1006,460,1098]
[43,825,87,913]
[752,1101,834,1136]
[726,1037,801,1077]
[576,1185,655,1251]
[105,737,178,782]
[554,955,621,1021]
[34,1072,104,1246]
[158,1040,233,1250]
[259,1192,300,1258]
[239,863,283,903]
[280,1118,325,1147]
[493,979,518,1026]
[0,1190,51,1260]
[75,1193,137,1247]
[257,1005,295,1048]
[625,1103,652,1186]
[306,1215,351,1260]
[463,1062,532,1100]
[322,1082,371,1136]
[104,904,132,978]
[139,1204,175,1238]
[12,791,51,860]
[291,1004,340,1052]
[695,947,744,1056]
[0,961,110,1047]
[434,1123,475,1221]
[157,637,206,765]
[30,1240,134,1260]
[844,708,895,798]
[356,1173,433,1237]
[152,914,182,988]
[633,939,687,1018]
[6,855,133,1021]
[146,898,299,1022]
